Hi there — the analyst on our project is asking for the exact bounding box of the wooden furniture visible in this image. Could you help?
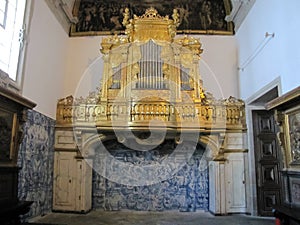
[273,205,300,225]
[266,86,300,225]
[52,129,92,213]
[0,86,36,225]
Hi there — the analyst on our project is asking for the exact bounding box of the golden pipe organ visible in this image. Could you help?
[53,7,248,214]
[56,7,246,133]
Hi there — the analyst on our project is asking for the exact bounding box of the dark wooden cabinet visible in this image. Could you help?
[0,168,33,225]
[0,86,36,225]
[0,167,18,204]
[266,86,300,225]
[273,205,300,225]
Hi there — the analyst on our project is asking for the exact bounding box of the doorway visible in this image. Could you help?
[246,82,282,216]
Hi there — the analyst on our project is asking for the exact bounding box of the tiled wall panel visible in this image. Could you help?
[18,110,55,218]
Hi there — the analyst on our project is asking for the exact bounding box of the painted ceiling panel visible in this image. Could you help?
[70,0,233,36]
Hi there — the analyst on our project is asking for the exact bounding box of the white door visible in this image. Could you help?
[225,152,246,213]
[53,151,76,211]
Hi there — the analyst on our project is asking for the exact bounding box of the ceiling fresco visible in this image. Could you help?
[70,0,233,36]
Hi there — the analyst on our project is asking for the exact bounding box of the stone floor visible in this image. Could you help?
[30,210,275,225]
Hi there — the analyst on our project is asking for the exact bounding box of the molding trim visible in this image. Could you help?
[246,77,282,105]
[266,86,300,110]
[226,0,256,32]
[45,0,78,34]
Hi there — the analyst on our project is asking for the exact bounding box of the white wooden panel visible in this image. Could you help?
[225,152,247,213]
[55,130,77,149]
[53,151,76,211]
[53,149,92,212]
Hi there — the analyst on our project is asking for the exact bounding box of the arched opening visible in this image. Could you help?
[89,137,210,212]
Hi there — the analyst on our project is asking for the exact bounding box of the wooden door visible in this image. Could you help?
[225,152,246,213]
[53,151,76,211]
[252,110,282,216]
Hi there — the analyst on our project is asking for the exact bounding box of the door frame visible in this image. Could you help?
[244,77,281,216]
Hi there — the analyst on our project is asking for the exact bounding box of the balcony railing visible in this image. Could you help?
[56,94,246,130]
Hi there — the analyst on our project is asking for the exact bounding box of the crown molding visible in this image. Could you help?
[45,0,78,34]
[225,0,256,32]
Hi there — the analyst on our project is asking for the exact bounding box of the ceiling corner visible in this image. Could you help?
[225,0,256,32]
[45,0,78,35]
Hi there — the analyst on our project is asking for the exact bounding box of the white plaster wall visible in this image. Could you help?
[22,0,69,119]
[64,35,238,100]
[236,0,300,99]
[236,0,300,216]
[199,35,238,99]
[63,36,103,98]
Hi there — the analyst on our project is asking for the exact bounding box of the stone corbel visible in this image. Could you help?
[73,128,83,150]
[200,133,226,162]
[76,130,110,158]
[214,133,226,161]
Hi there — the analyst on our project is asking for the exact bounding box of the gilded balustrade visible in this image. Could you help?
[56,94,246,131]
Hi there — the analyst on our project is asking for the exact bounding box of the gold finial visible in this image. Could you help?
[122,8,130,27]
[139,7,161,19]
[122,7,180,42]
[172,8,180,27]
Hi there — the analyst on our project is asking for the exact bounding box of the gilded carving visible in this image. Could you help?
[56,8,246,161]
[286,107,300,165]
